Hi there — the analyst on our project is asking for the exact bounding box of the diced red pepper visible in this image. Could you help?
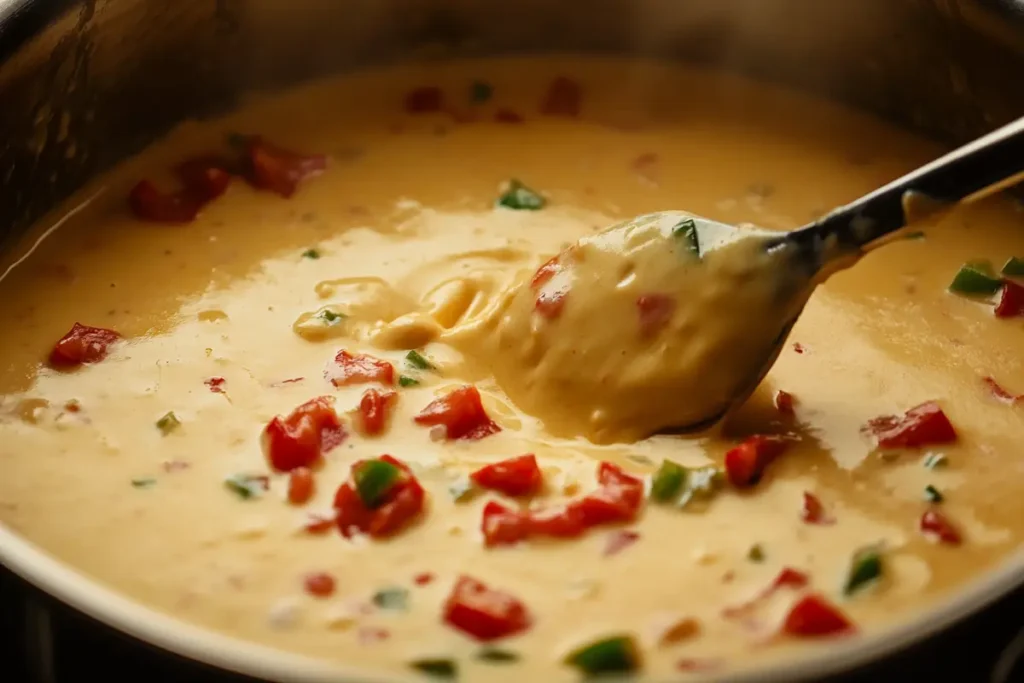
[494,108,524,124]
[443,575,532,641]
[244,137,326,198]
[535,288,568,319]
[128,180,204,223]
[782,594,854,637]
[355,388,398,436]
[405,86,444,114]
[983,376,1021,404]
[995,280,1024,318]
[792,342,806,354]
[636,294,675,337]
[527,503,588,539]
[603,529,640,556]
[774,390,796,415]
[205,377,227,393]
[471,454,543,497]
[920,509,962,545]
[800,492,832,525]
[531,255,562,289]
[261,396,346,472]
[722,567,809,619]
[49,323,121,367]
[414,385,501,440]
[304,512,337,534]
[481,500,531,547]
[414,572,435,586]
[325,350,396,388]
[333,455,425,539]
[174,155,233,201]
[724,435,789,487]
[865,401,957,449]
[540,76,582,117]
[288,467,315,505]
[303,571,336,597]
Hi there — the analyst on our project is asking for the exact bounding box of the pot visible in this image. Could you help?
[1,1,1023,681]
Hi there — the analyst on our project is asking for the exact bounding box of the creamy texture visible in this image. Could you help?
[0,57,1022,681]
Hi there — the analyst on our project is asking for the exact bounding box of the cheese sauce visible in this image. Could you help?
[0,57,1023,681]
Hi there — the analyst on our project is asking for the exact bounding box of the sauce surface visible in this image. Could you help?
[1,57,1023,681]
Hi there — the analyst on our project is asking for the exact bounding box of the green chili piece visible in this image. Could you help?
[223,474,266,500]
[318,309,345,324]
[497,179,546,211]
[470,81,493,103]
[650,460,686,502]
[156,411,181,435]
[406,350,435,371]
[372,586,409,610]
[476,648,520,663]
[354,458,404,508]
[924,485,944,503]
[1001,256,1024,278]
[565,635,641,676]
[844,546,883,595]
[409,658,456,678]
[948,260,1002,295]
[301,248,321,260]
[747,543,765,562]
[131,477,156,489]
[399,375,421,387]
[671,218,700,258]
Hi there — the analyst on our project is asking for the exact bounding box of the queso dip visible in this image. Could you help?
[0,57,1023,681]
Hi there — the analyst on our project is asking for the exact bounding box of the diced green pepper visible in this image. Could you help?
[671,218,700,258]
[470,81,493,103]
[301,248,321,260]
[399,375,421,387]
[448,476,478,502]
[372,586,409,610]
[1002,256,1024,278]
[565,635,641,676]
[131,477,156,488]
[318,309,345,324]
[924,485,944,503]
[497,179,546,211]
[409,658,456,678]
[650,460,686,502]
[844,546,883,595]
[353,458,404,508]
[476,648,520,663]
[406,350,435,371]
[156,411,181,435]
[948,260,1002,295]
[747,543,765,562]
[223,474,266,500]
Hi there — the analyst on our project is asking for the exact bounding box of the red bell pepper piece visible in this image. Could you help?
[782,594,854,637]
[443,575,532,641]
[920,509,962,545]
[636,294,675,337]
[49,323,121,367]
[865,401,957,449]
[261,396,346,472]
[724,435,788,487]
[995,280,1024,318]
[355,388,398,436]
[414,385,501,440]
[481,500,531,547]
[333,455,425,539]
[325,350,395,388]
[471,454,543,497]
[244,137,326,198]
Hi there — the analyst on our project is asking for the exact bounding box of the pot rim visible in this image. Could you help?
[1,521,1022,682]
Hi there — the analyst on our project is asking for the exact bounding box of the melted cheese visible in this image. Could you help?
[0,57,1023,681]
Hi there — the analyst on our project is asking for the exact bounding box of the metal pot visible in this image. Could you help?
[1,1,1023,681]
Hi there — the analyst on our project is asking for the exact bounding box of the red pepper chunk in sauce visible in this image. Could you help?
[333,455,425,539]
[326,350,396,388]
[920,509,963,545]
[128,156,233,224]
[49,323,121,367]
[413,385,501,440]
[774,389,797,415]
[443,575,532,641]
[540,76,583,117]
[800,492,832,525]
[636,294,675,337]
[261,396,346,472]
[287,467,315,505]
[865,401,957,449]
[724,435,789,487]
[355,388,398,436]
[471,454,543,497]
[404,86,444,114]
[303,572,336,598]
[722,567,809,619]
[243,137,326,198]
[983,376,1022,404]
[782,594,854,637]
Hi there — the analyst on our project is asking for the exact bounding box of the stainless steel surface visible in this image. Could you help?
[1,0,1024,681]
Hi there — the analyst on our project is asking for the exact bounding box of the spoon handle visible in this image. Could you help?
[787,115,1024,263]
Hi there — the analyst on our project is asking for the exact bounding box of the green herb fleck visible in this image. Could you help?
[318,308,346,325]
[747,543,765,562]
[497,179,546,211]
[844,546,883,596]
[923,453,948,469]
[409,658,456,679]
[156,411,181,435]
[406,350,435,371]
[302,248,321,260]
[470,81,493,103]
[902,230,926,241]
[924,485,944,503]
[476,648,520,663]
[448,476,479,502]
[223,474,267,500]
[1002,256,1024,278]
[672,218,701,258]
[354,458,404,508]
[131,477,156,489]
[948,260,1002,296]
[565,635,641,676]
[399,375,421,387]
[372,586,409,611]
[650,460,686,503]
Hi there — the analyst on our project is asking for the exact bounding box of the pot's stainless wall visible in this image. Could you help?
[1,0,1023,241]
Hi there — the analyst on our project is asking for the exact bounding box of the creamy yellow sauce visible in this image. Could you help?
[1,57,1023,681]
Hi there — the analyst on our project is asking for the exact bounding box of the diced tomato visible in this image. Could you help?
[995,280,1024,318]
[288,467,315,505]
[920,509,962,545]
[782,594,854,637]
[414,572,435,586]
[865,401,957,449]
[205,377,227,393]
[603,529,640,556]
[405,86,444,113]
[471,454,543,497]
[800,491,832,525]
[333,455,425,539]
[175,156,233,201]
[983,376,1021,404]
[49,323,121,367]
[722,567,809,619]
[414,385,501,440]
[326,350,396,388]
[494,108,524,124]
[244,137,326,198]
[540,76,582,117]
[481,500,531,547]
[774,390,796,415]
[723,435,789,487]
[531,255,562,289]
[443,575,532,641]
[303,571,336,597]
[261,396,346,472]
[356,388,398,436]
[636,294,675,337]
[128,180,203,223]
